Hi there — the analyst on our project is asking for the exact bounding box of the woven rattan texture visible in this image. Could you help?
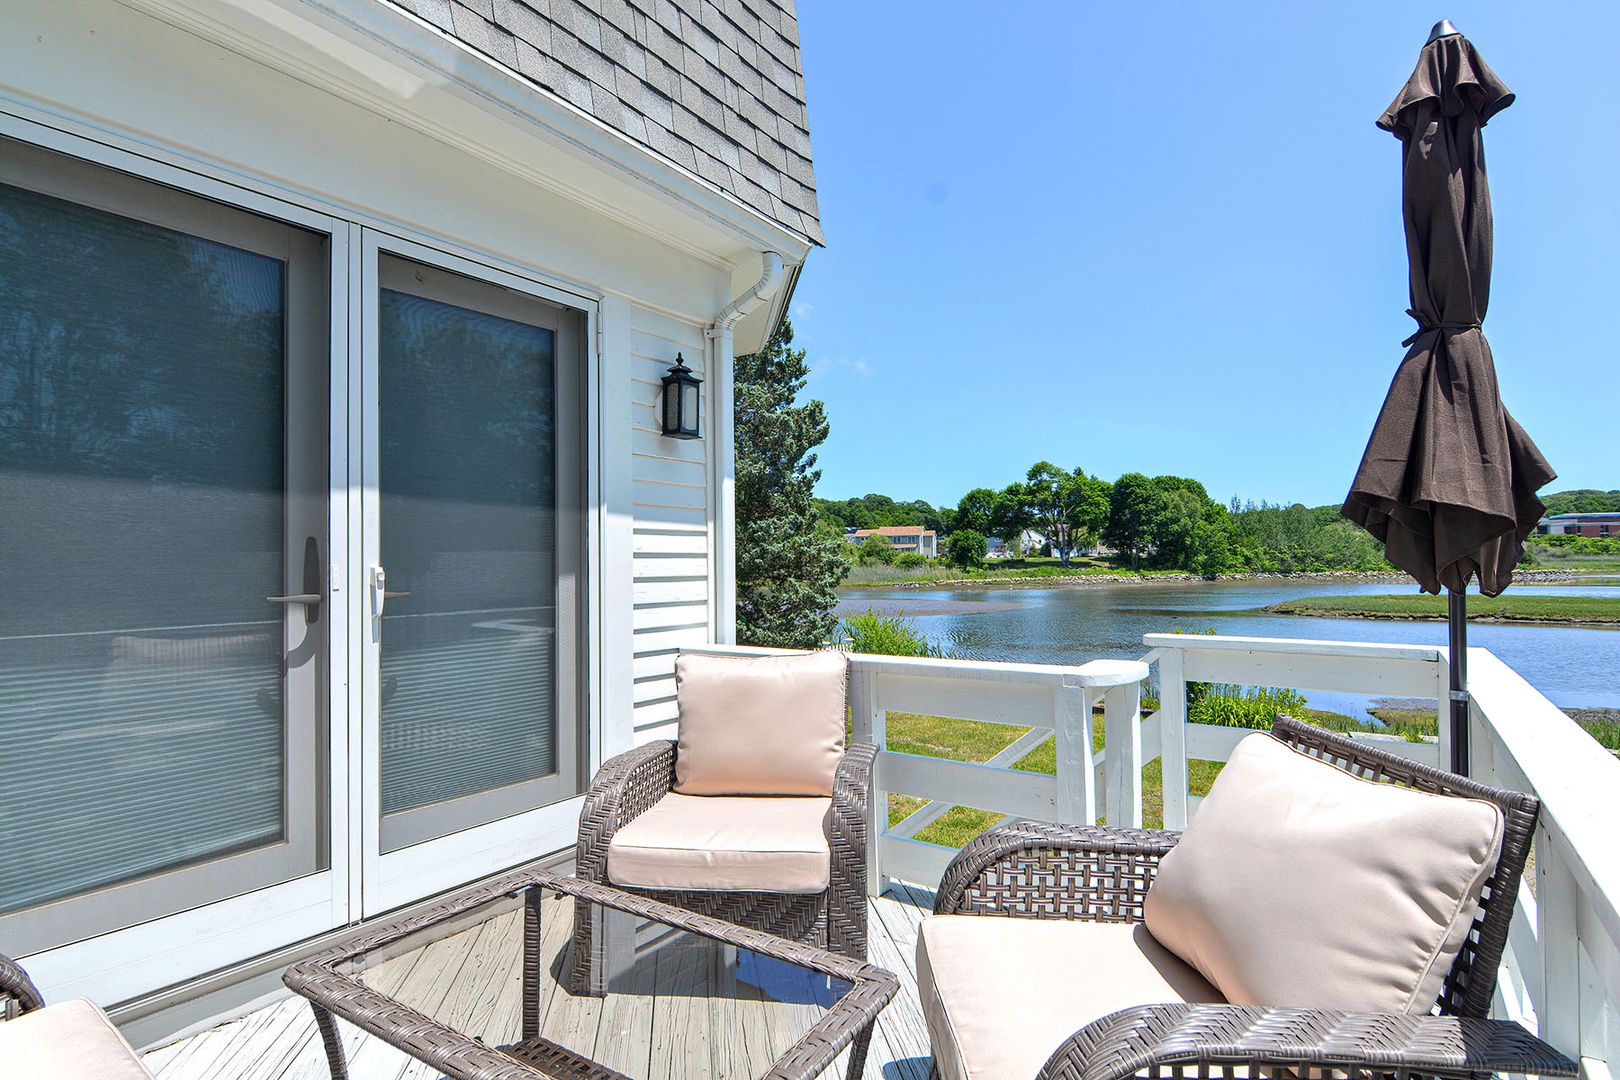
[0,952,46,1019]
[1034,1002,1578,1080]
[284,870,897,1080]
[570,736,874,995]
[934,823,1177,922]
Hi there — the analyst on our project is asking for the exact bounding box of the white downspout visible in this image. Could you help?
[706,251,785,643]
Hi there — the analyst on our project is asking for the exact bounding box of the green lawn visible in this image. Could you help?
[1267,593,1620,624]
[881,710,1226,849]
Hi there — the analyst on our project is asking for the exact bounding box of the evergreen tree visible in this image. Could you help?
[733,317,848,647]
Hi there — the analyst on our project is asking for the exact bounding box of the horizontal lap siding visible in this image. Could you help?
[629,313,712,743]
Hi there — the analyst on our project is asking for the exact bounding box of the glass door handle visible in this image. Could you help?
[369,565,396,642]
[269,538,323,625]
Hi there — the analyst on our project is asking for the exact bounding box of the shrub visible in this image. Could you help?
[858,532,897,565]
[946,529,987,569]
[836,606,943,658]
[1189,686,1312,730]
[894,551,928,568]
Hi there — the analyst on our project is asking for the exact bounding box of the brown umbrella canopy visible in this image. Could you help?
[1343,30,1555,597]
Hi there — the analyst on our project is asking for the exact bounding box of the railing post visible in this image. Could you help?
[1054,682,1095,825]
[1076,659,1150,830]
[847,661,887,897]
[1104,680,1144,828]
[1159,647,1189,830]
[1536,828,1582,1060]
[1437,649,1454,776]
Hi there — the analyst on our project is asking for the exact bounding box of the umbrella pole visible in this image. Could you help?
[1447,588,1470,775]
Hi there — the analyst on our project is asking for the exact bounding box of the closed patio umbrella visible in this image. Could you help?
[1342,20,1555,775]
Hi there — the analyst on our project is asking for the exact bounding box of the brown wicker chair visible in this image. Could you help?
[1,953,46,1020]
[927,715,1579,1080]
[570,683,874,995]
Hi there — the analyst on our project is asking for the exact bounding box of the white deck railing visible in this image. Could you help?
[679,645,1152,893]
[843,651,1148,892]
[1142,633,1450,828]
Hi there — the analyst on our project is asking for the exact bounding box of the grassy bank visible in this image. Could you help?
[1267,594,1620,625]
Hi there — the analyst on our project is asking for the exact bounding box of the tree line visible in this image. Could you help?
[817,462,1393,575]
[1542,490,1620,515]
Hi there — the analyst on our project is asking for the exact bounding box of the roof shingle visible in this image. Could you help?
[395,0,821,242]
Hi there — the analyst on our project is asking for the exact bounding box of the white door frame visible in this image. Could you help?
[353,229,597,917]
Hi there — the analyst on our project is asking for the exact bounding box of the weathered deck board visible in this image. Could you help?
[144,888,939,1080]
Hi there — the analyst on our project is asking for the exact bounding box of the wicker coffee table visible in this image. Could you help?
[284,869,898,1080]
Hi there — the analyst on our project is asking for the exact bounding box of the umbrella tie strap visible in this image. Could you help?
[1403,311,1483,347]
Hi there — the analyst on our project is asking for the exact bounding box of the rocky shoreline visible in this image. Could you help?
[866,568,1584,591]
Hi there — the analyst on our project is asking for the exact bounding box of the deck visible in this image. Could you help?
[138,884,939,1080]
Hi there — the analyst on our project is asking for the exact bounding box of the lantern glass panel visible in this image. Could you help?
[681,381,700,435]
[663,379,680,434]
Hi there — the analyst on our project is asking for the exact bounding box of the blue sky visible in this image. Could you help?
[788,2,1619,512]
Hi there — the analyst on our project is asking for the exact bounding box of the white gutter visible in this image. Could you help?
[706,252,786,643]
[711,252,785,333]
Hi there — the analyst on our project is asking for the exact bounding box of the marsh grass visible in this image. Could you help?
[1269,594,1620,624]
[1564,708,1620,754]
[836,607,942,657]
[841,555,1132,586]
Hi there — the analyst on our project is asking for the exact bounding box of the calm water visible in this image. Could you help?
[837,579,1620,717]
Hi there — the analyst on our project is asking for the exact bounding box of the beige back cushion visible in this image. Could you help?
[1143,732,1505,1013]
[673,650,849,796]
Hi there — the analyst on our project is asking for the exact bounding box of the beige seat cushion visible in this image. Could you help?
[918,915,1224,1080]
[672,650,848,796]
[0,998,155,1079]
[1143,732,1505,1013]
[607,792,832,893]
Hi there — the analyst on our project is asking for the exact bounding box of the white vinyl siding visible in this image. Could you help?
[628,316,712,741]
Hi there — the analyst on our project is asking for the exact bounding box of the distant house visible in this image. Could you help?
[1537,513,1620,537]
[987,530,1050,558]
[3,0,821,1025]
[849,525,938,558]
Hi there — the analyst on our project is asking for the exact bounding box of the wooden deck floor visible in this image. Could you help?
[139,884,938,1080]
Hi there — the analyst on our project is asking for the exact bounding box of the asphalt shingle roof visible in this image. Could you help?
[388,0,822,243]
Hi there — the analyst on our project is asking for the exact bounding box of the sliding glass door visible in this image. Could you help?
[0,135,591,976]
[0,139,330,956]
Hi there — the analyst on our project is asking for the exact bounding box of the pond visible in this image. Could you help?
[835,579,1620,718]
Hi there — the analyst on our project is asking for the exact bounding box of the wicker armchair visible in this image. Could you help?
[571,650,874,995]
[926,716,1579,1080]
[1,953,46,1020]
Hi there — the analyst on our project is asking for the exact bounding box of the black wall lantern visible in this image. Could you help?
[660,353,702,440]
